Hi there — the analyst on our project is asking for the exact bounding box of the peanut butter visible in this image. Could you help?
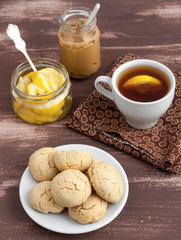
[58,7,101,79]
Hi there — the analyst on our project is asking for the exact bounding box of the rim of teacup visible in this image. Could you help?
[112,59,176,105]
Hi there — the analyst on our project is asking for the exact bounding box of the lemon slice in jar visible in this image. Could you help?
[32,72,52,93]
[16,76,31,93]
[32,68,64,93]
[27,82,46,95]
[39,68,65,87]
[22,72,35,80]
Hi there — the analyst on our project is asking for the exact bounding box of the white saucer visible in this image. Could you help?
[19,144,129,234]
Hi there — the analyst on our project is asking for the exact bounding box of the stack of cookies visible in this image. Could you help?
[28,147,124,224]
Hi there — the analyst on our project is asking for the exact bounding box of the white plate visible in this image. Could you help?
[19,144,129,234]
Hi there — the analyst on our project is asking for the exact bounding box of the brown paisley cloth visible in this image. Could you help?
[67,53,181,173]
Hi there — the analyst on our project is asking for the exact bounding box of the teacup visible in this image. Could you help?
[94,59,175,129]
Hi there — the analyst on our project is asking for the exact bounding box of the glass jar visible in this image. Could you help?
[11,58,72,124]
[58,6,101,79]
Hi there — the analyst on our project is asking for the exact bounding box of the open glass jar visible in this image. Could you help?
[11,58,72,124]
[58,7,101,79]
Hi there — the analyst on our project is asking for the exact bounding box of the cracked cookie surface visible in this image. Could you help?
[68,193,108,224]
[29,181,64,213]
[51,169,92,207]
[88,162,124,203]
[54,150,93,172]
[29,147,59,182]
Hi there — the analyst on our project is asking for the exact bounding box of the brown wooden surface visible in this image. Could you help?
[0,0,181,239]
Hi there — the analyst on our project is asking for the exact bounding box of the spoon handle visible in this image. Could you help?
[86,3,100,25]
[6,24,37,72]
[21,48,37,72]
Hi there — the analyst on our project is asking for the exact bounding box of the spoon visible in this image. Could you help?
[85,3,100,26]
[6,24,37,72]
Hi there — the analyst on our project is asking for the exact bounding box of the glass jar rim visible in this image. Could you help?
[11,57,69,101]
[59,6,96,32]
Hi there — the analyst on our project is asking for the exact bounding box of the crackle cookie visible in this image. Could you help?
[29,147,59,182]
[54,150,93,172]
[51,169,92,207]
[29,181,64,214]
[68,193,108,224]
[88,162,124,203]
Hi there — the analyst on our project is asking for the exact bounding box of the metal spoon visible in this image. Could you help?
[6,24,37,72]
[85,3,100,25]
[74,3,100,27]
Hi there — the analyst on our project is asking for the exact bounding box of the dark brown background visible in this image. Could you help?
[0,0,181,239]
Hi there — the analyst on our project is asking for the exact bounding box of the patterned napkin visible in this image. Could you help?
[67,54,181,173]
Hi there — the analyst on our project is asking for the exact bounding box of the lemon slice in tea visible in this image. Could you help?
[123,75,162,88]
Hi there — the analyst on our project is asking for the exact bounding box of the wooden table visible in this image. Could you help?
[0,0,181,239]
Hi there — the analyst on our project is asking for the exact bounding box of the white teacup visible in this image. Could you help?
[94,59,175,129]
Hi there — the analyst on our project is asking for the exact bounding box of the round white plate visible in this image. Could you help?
[19,144,129,234]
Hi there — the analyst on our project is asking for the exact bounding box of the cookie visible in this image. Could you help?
[51,169,92,207]
[68,193,108,224]
[29,181,64,214]
[54,150,93,172]
[88,162,124,203]
[29,147,59,182]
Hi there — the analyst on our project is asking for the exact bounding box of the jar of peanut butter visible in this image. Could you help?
[58,7,101,79]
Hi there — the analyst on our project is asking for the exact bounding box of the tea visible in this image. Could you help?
[117,66,170,102]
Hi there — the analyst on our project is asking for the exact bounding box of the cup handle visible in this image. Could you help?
[94,76,113,100]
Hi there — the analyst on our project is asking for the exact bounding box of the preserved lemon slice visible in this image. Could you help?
[39,68,65,88]
[27,82,46,95]
[13,100,22,111]
[16,106,57,124]
[32,72,52,92]
[123,75,162,88]
[32,68,64,93]
[22,72,35,80]
[17,76,31,93]
[33,99,65,116]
